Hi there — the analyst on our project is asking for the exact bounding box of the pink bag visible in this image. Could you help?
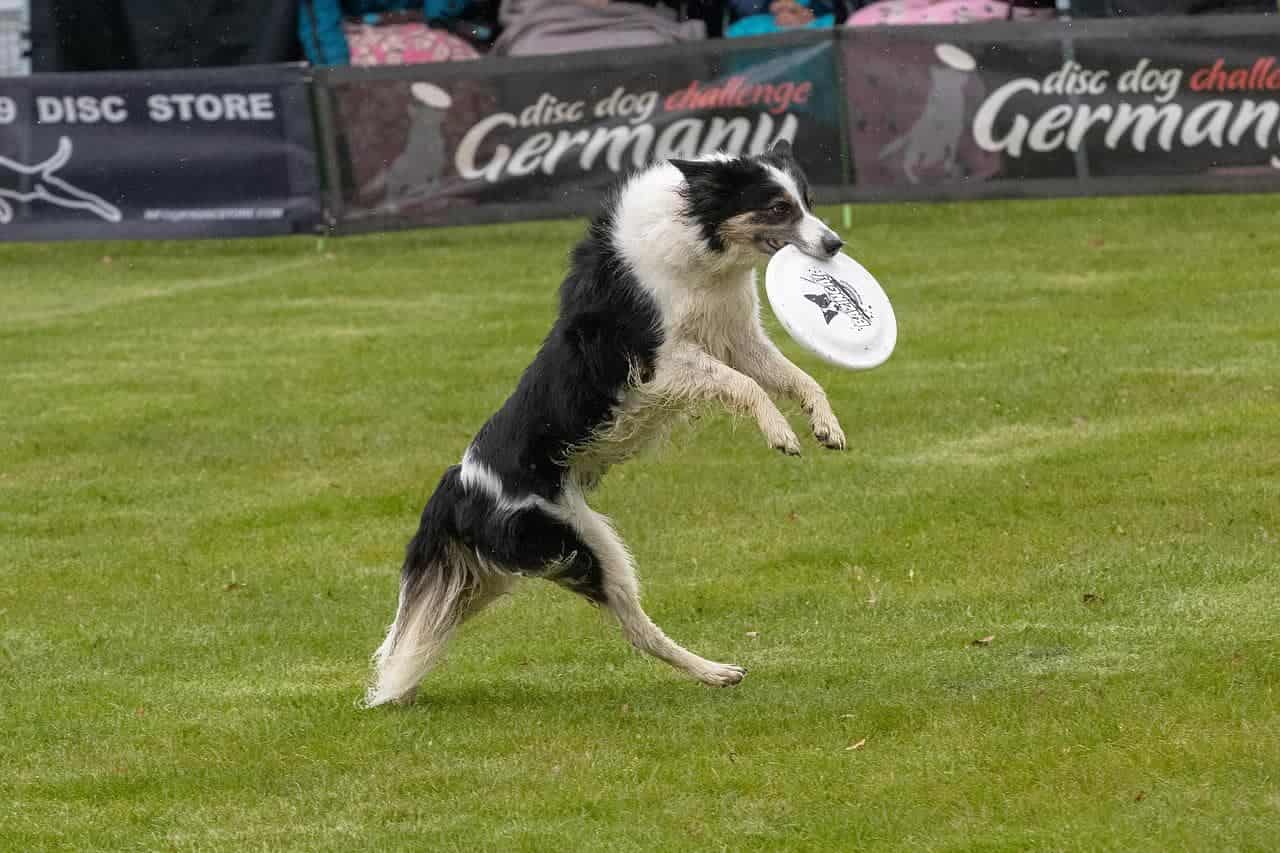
[847,0,1054,25]
[343,21,480,66]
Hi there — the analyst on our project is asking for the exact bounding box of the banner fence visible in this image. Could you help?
[315,15,1280,235]
[0,63,319,242]
[839,15,1280,202]
[316,30,850,234]
[4,16,1280,241]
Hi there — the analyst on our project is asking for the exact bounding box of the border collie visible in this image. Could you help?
[366,140,846,707]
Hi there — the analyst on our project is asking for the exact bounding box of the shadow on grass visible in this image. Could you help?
[364,672,748,720]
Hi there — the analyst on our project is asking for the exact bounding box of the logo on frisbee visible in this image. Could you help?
[801,269,874,329]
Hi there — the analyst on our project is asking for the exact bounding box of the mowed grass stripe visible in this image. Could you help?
[1,194,1277,851]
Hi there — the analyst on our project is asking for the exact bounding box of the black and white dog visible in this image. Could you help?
[366,141,847,707]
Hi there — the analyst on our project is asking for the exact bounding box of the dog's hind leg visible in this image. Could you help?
[366,466,513,708]
[366,541,494,708]
[447,498,740,686]
[558,488,746,687]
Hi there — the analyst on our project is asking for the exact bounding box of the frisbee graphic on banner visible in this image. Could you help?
[765,246,897,370]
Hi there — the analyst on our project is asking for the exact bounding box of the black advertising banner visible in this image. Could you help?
[5,17,1280,243]
[318,32,847,232]
[842,16,1280,199]
[0,64,320,241]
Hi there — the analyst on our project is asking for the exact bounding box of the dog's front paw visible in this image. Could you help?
[809,404,847,451]
[758,409,802,456]
[756,400,802,457]
[695,662,747,687]
[769,429,802,457]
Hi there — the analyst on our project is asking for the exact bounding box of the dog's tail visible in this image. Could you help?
[364,466,480,708]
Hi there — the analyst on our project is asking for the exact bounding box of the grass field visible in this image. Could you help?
[2,194,1278,851]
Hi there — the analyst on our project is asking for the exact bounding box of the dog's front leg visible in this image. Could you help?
[732,337,846,451]
[652,343,801,456]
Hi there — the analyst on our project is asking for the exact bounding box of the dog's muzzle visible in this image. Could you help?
[761,216,844,259]
[788,214,846,260]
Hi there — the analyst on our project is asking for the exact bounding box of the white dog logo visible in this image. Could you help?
[879,44,979,184]
[363,82,454,207]
[0,136,122,224]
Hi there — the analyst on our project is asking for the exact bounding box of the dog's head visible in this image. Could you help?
[670,141,843,262]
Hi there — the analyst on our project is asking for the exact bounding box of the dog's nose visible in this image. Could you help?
[821,234,844,257]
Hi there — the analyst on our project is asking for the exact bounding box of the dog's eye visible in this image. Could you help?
[769,202,792,216]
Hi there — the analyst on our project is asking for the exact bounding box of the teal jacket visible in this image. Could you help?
[299,0,470,65]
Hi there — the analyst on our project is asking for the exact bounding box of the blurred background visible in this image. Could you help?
[8,0,1275,76]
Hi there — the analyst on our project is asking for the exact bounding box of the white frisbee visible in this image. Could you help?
[410,82,453,109]
[764,245,897,370]
[935,43,977,72]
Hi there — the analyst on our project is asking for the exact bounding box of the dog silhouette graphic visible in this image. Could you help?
[0,136,122,224]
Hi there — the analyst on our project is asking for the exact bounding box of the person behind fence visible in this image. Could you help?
[725,0,838,37]
[493,0,706,56]
[299,0,498,66]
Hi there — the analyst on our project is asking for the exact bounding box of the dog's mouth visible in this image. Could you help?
[761,238,788,255]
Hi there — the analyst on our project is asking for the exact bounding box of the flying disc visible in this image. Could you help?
[410,82,453,109]
[935,43,977,72]
[764,245,897,370]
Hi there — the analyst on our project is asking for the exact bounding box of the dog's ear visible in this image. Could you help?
[669,158,718,184]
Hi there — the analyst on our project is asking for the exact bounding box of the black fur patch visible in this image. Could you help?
[402,465,466,591]
[401,202,659,601]
[758,140,813,209]
[671,157,789,252]
[468,207,663,501]
[404,467,605,601]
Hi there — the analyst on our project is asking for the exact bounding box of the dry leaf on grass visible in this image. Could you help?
[845,738,867,751]
[971,635,995,647]
[1082,593,1104,605]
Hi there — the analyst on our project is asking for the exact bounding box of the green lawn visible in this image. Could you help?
[2,195,1277,851]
